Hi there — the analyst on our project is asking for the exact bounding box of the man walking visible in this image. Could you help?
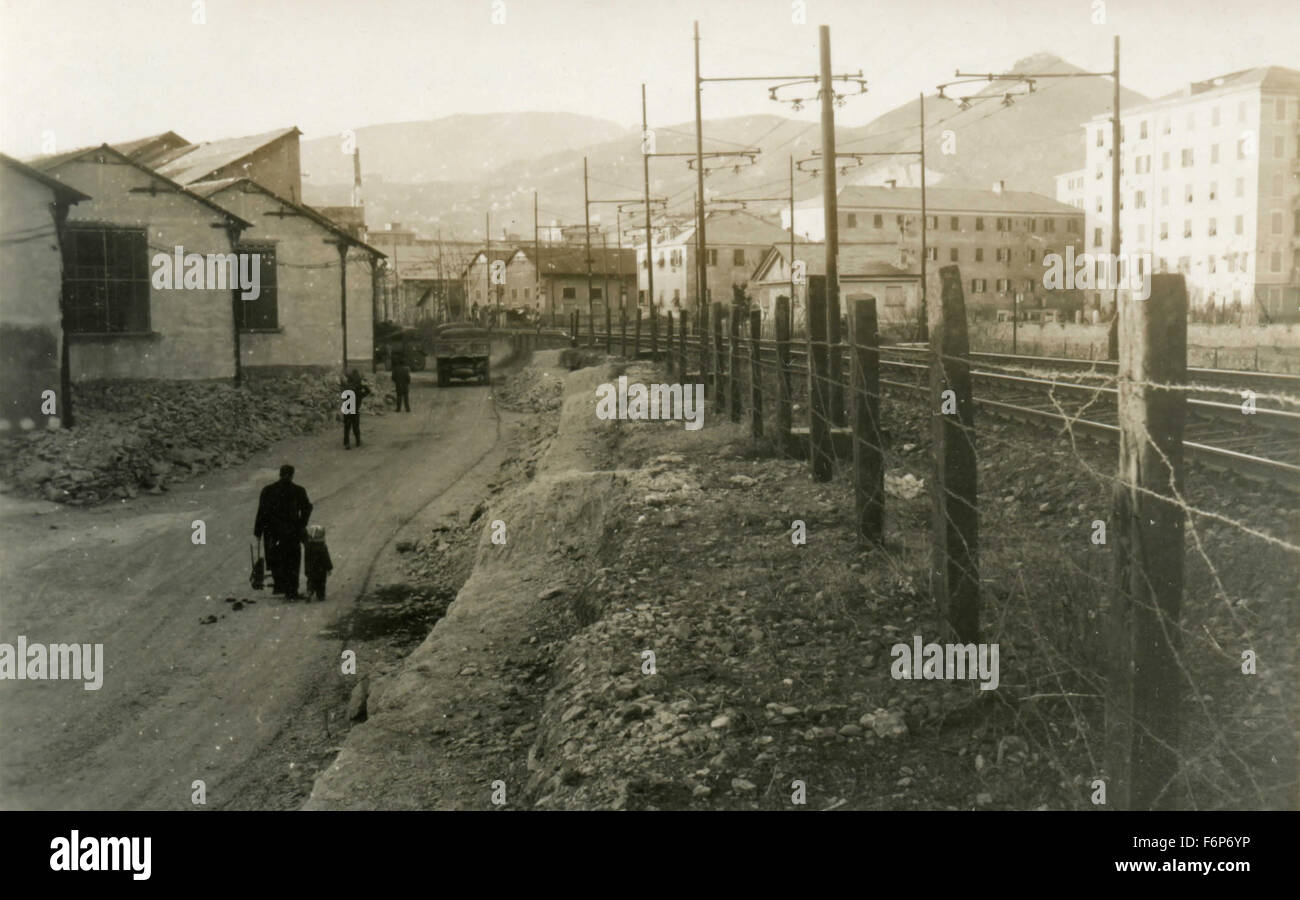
[253,464,313,600]
[391,358,412,413]
[342,369,371,449]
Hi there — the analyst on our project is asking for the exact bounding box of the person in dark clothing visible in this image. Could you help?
[253,464,313,600]
[391,360,412,412]
[303,524,333,601]
[342,369,371,449]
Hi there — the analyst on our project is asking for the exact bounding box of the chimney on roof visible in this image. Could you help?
[992,180,1005,195]
[389,222,401,231]
[885,179,897,189]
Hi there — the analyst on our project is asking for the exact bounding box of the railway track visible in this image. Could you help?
[596,331,1300,492]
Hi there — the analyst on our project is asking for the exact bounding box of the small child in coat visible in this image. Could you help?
[303,524,333,601]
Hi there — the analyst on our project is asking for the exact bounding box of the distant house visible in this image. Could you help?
[0,154,89,431]
[506,245,636,320]
[636,209,804,310]
[750,242,922,332]
[188,178,384,373]
[463,248,515,319]
[392,261,465,325]
[30,144,251,382]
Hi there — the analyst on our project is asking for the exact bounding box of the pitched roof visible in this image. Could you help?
[670,208,804,247]
[514,245,635,275]
[113,131,190,162]
[28,144,252,230]
[152,127,301,185]
[838,184,1080,215]
[0,152,91,202]
[1089,66,1300,121]
[191,177,384,258]
[753,241,920,281]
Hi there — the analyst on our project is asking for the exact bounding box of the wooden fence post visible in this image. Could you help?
[749,307,763,440]
[699,304,711,398]
[678,310,688,376]
[650,309,659,360]
[775,296,793,454]
[807,278,833,481]
[620,306,627,357]
[929,265,979,642]
[1105,273,1188,810]
[712,302,726,414]
[851,296,884,543]
[729,301,742,422]
[605,304,611,354]
[666,311,675,374]
[570,310,578,348]
[830,307,846,428]
[634,310,642,358]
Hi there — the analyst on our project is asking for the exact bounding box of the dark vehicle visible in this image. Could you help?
[433,326,491,386]
[374,323,427,371]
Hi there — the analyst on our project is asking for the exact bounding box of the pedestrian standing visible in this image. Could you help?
[342,369,371,449]
[391,359,412,413]
[303,524,333,601]
[253,464,313,600]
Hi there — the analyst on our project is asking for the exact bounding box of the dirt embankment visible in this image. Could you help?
[305,352,1295,811]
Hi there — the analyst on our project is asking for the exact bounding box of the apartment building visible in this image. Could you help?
[1074,66,1300,321]
[834,183,1086,318]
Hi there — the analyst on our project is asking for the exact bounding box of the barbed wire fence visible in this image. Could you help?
[555,268,1297,811]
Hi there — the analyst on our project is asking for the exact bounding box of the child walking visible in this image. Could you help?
[303,524,333,601]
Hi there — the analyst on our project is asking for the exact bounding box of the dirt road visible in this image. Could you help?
[0,372,505,810]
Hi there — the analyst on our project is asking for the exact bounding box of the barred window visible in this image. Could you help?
[236,243,278,330]
[63,227,150,334]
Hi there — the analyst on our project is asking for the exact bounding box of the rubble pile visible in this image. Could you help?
[493,366,565,414]
[1,374,347,505]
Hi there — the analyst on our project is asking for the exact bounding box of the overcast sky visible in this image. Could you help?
[2,0,1297,158]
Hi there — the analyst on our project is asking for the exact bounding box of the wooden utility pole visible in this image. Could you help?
[929,265,978,642]
[584,156,593,343]
[335,241,350,374]
[693,21,708,327]
[534,192,541,323]
[642,84,655,317]
[1106,273,1187,810]
[820,25,845,431]
[919,91,929,343]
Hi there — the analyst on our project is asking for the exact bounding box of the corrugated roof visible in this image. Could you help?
[514,245,636,276]
[839,184,1080,215]
[113,131,189,161]
[154,127,301,185]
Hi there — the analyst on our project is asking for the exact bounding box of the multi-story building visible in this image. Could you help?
[832,183,1086,319]
[1054,169,1088,211]
[1072,66,1300,321]
[505,245,635,319]
[635,209,802,310]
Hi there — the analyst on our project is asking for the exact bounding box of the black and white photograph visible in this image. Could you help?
[0,0,1296,882]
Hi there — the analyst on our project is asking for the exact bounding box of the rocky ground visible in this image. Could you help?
[301,352,1295,811]
[0,372,392,505]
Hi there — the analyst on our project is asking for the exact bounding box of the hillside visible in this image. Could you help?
[303,54,1149,240]
[300,112,630,186]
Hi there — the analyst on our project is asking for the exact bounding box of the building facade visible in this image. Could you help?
[832,183,1087,319]
[1072,66,1300,321]
[0,154,88,430]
